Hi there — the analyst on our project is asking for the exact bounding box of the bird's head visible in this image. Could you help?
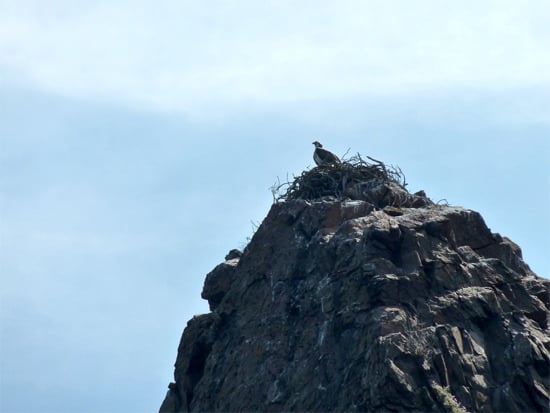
[312,141,323,148]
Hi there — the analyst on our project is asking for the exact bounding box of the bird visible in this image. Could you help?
[312,141,340,166]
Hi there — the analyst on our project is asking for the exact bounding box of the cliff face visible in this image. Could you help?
[160,168,549,412]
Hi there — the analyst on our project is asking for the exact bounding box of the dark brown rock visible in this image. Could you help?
[224,249,242,260]
[160,177,549,412]
[201,258,239,311]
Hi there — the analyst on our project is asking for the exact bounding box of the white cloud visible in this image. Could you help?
[1,0,549,112]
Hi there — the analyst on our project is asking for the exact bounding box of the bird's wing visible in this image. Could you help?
[318,148,340,163]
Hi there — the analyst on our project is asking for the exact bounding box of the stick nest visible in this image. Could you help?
[272,154,408,203]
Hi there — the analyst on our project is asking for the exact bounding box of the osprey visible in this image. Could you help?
[312,141,340,166]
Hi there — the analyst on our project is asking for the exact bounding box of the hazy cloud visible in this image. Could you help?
[1,0,549,112]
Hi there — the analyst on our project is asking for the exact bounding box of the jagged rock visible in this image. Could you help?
[201,257,239,311]
[224,249,242,260]
[161,172,549,412]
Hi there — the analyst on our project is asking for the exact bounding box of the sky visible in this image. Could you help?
[1,1,549,412]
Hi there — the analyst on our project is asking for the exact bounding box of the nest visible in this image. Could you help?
[272,154,408,203]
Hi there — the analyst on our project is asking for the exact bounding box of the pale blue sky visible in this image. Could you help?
[1,1,549,412]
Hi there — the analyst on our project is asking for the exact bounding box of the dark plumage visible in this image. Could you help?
[312,141,340,166]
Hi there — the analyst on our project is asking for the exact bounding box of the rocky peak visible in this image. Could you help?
[160,160,549,412]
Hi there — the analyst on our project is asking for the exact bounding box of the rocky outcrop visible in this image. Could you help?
[160,169,549,412]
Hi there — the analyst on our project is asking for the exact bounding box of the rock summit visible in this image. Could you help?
[160,160,549,412]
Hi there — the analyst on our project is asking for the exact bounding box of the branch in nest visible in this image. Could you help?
[272,153,407,202]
